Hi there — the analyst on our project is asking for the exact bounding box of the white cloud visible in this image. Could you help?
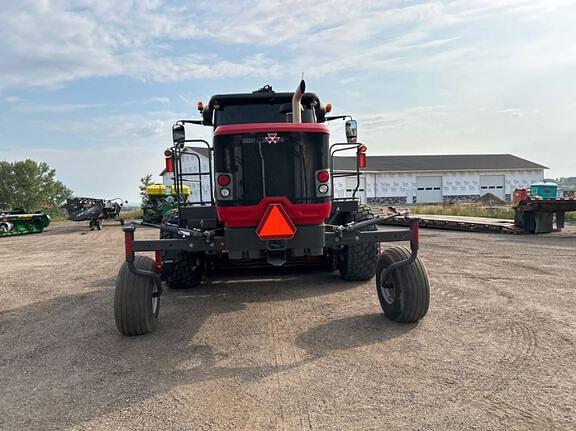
[0,0,280,89]
[13,102,111,113]
[145,97,171,105]
[1,0,575,88]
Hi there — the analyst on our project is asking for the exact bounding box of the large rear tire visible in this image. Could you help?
[338,204,378,281]
[376,246,430,323]
[114,255,160,336]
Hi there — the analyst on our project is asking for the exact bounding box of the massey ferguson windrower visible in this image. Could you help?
[115,81,430,336]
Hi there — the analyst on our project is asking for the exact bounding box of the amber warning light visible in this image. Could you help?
[256,204,297,240]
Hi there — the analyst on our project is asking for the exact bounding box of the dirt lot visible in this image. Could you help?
[1,222,575,430]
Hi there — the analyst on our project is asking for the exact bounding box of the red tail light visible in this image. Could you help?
[317,171,330,183]
[358,153,367,169]
[217,174,231,186]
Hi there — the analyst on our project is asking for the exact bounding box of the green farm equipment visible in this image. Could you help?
[0,210,51,237]
[142,183,190,223]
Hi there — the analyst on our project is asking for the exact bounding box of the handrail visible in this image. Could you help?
[329,142,363,200]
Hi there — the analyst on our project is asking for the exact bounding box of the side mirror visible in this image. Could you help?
[172,124,185,144]
[345,119,358,143]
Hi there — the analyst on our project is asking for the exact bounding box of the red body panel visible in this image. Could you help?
[214,122,330,136]
[217,197,331,228]
[214,122,331,228]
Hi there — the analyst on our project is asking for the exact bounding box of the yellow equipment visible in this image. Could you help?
[146,184,167,197]
[170,184,190,197]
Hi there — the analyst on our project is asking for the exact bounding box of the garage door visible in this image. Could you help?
[480,175,505,200]
[416,176,442,203]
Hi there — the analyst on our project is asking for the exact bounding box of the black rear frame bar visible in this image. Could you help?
[122,217,421,281]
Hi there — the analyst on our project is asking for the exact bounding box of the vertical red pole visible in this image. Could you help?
[154,250,162,273]
[124,228,134,261]
[410,219,420,251]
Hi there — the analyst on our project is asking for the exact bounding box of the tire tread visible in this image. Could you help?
[377,246,429,322]
[340,204,378,281]
[114,255,158,336]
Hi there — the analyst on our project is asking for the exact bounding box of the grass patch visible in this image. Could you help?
[565,211,576,222]
[409,204,515,220]
[120,208,143,220]
[47,214,69,223]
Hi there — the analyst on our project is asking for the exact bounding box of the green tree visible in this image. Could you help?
[0,159,72,215]
[139,174,153,203]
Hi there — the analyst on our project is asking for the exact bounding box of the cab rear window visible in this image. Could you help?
[215,104,315,126]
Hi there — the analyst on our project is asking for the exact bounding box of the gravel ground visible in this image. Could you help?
[1,222,575,430]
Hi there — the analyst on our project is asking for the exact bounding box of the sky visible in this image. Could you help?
[1,0,575,203]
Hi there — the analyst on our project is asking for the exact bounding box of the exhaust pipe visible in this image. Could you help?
[292,79,305,123]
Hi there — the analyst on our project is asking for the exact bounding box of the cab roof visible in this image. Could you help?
[202,86,325,125]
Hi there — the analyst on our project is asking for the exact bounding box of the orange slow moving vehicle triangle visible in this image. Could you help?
[256,204,297,240]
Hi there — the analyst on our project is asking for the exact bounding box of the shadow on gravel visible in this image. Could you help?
[41,224,92,236]
[0,269,366,429]
[296,313,416,355]
[43,222,124,236]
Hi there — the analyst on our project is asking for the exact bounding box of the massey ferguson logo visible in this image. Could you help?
[265,133,281,144]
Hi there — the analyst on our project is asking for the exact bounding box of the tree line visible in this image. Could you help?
[0,159,72,215]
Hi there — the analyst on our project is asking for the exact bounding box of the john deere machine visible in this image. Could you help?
[142,184,190,223]
[115,81,431,336]
[0,210,51,237]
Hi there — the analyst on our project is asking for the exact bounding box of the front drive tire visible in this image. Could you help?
[166,252,202,289]
[114,255,160,336]
[160,227,202,289]
[376,246,430,323]
[339,204,378,281]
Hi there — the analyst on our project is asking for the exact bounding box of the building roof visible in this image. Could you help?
[159,147,210,176]
[333,154,547,172]
[185,147,210,158]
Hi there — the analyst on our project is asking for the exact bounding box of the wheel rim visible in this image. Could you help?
[380,271,395,305]
[151,285,159,314]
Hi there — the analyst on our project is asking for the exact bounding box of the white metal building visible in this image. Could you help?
[333,154,546,204]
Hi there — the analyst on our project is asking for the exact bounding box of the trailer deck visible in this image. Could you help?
[377,212,523,234]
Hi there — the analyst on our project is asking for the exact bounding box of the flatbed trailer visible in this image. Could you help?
[514,198,576,233]
[374,198,576,235]
[375,211,522,234]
